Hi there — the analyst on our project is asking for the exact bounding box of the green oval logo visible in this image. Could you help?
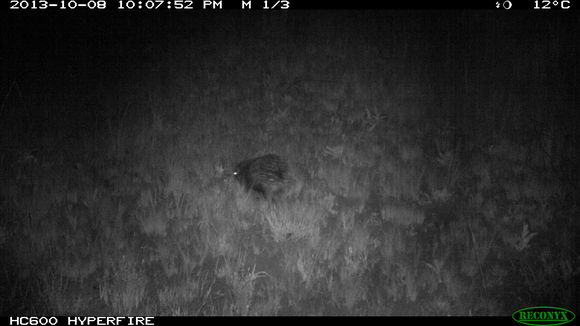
[512,306,576,326]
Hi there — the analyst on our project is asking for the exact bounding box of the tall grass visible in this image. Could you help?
[1,12,578,315]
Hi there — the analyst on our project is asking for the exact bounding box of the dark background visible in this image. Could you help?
[0,10,578,315]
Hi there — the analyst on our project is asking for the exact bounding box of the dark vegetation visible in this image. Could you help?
[0,12,578,315]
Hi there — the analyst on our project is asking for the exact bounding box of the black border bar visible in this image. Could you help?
[2,316,513,326]
[3,0,578,11]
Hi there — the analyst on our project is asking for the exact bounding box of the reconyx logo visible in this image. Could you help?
[512,306,576,326]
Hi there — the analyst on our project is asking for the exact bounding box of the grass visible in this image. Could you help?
[0,12,578,316]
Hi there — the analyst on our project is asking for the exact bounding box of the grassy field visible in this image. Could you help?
[0,12,578,315]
